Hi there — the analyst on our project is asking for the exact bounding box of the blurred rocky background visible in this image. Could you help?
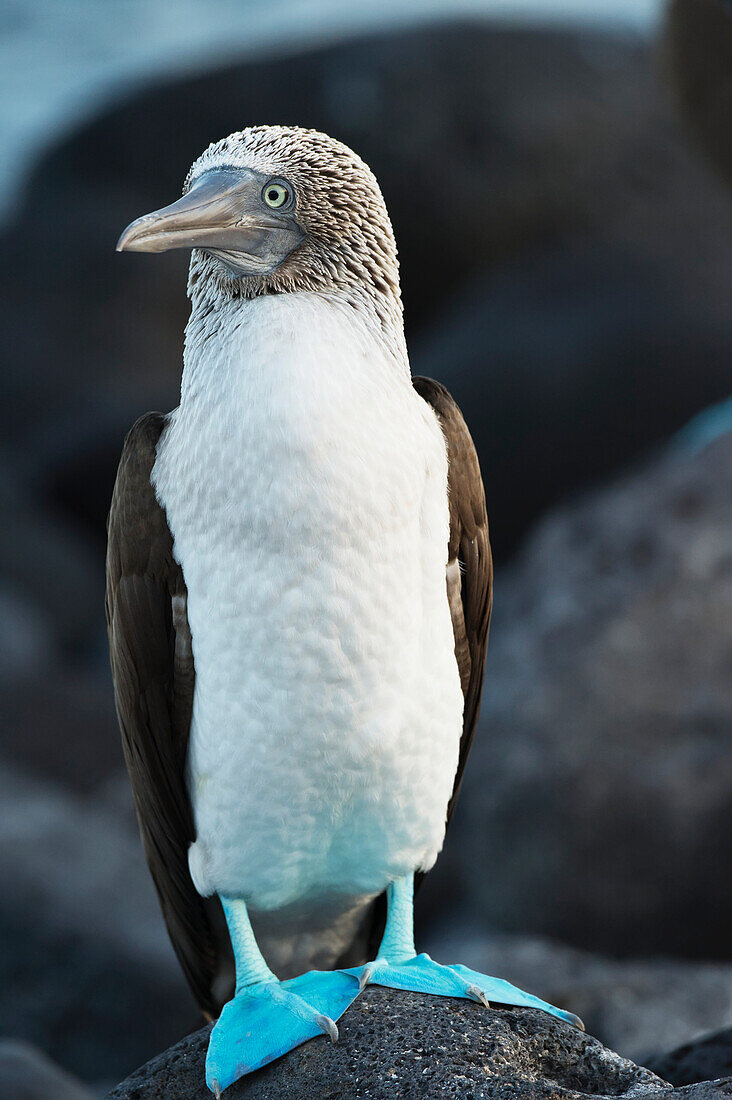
[1,0,731,1095]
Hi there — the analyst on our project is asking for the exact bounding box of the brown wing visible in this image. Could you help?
[413,376,493,826]
[106,412,226,1017]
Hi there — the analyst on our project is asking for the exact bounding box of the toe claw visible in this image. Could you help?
[359,963,375,991]
[568,1012,585,1032]
[317,1014,339,1042]
[466,983,491,1007]
[210,1080,221,1099]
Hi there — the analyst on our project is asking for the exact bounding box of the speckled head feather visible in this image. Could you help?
[184,126,403,329]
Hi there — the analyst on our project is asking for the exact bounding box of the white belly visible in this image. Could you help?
[153,292,464,913]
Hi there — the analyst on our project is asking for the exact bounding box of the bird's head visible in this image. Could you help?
[117,125,401,316]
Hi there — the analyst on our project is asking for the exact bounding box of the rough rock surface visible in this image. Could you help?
[424,926,732,1067]
[648,1029,732,1088]
[423,427,732,958]
[107,986,680,1100]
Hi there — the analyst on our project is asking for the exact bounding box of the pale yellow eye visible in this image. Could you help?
[262,182,291,209]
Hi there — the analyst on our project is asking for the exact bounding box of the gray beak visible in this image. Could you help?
[116,168,304,276]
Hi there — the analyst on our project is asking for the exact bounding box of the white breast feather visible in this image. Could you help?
[152,291,464,914]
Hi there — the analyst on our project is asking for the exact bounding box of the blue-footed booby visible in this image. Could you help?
[107,125,581,1095]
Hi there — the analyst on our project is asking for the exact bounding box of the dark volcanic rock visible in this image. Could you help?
[663,0,732,184]
[423,427,732,959]
[424,926,732,1066]
[0,466,102,665]
[0,671,120,794]
[410,237,731,561]
[0,1039,94,1100]
[665,1085,732,1100]
[107,986,678,1100]
[648,1029,732,1088]
[0,763,198,1081]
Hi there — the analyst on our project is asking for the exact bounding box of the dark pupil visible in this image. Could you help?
[269,188,282,202]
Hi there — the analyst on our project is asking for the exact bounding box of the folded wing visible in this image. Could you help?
[106,412,224,1016]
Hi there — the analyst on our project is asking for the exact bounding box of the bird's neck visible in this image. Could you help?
[179,283,411,409]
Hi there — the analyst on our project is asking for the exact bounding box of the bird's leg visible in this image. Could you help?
[205,896,359,1095]
[343,874,583,1030]
[225,895,278,990]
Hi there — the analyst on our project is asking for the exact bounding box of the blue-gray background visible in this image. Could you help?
[2,0,731,1093]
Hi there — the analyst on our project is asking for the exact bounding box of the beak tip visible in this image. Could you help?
[116,213,154,253]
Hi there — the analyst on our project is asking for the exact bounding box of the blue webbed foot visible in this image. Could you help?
[344,954,584,1031]
[206,969,358,1095]
[346,876,584,1032]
